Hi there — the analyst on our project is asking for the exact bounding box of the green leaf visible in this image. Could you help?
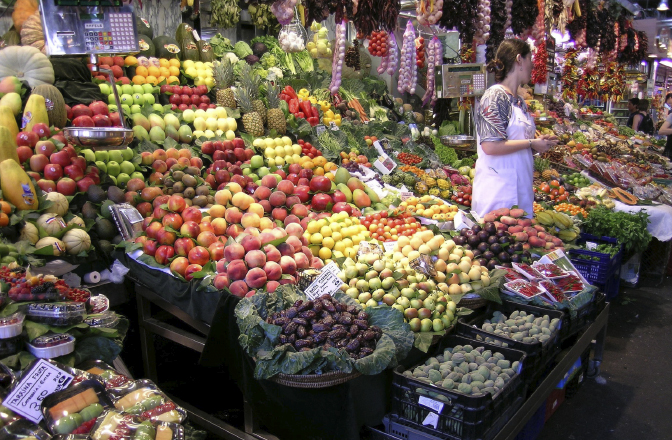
[240,133,254,149]
[224,107,241,119]
[163,137,179,149]
[137,253,167,268]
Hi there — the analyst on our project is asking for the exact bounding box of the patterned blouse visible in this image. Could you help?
[475,85,530,143]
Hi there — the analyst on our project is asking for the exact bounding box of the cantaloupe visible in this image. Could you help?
[20,221,39,244]
[62,229,91,254]
[0,158,37,210]
[44,192,68,216]
[35,237,66,256]
[37,213,66,236]
[22,93,49,132]
[31,84,67,128]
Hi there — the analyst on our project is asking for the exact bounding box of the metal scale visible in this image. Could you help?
[435,63,490,150]
[38,0,139,150]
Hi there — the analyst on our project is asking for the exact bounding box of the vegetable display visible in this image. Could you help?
[210,0,241,28]
[397,21,417,95]
[477,310,560,345]
[581,206,652,255]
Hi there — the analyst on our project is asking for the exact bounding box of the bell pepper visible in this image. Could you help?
[308,96,317,104]
[319,101,331,112]
[323,117,333,125]
[307,117,320,126]
[280,92,290,102]
[283,86,298,100]
[300,100,313,118]
[287,114,297,128]
[333,114,342,126]
[324,109,335,119]
[310,105,319,119]
[298,88,310,99]
[279,100,289,118]
[289,99,300,115]
[296,112,305,119]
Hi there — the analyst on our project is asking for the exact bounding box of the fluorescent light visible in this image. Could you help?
[659,59,672,67]
[649,53,658,58]
[659,0,669,11]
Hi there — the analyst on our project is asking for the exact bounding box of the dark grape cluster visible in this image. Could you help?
[342,161,362,173]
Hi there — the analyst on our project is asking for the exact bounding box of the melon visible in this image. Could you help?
[37,213,66,236]
[67,215,85,228]
[137,34,155,58]
[44,192,69,216]
[153,36,181,60]
[136,16,154,39]
[20,221,39,244]
[30,84,67,128]
[180,39,199,62]
[62,228,91,254]
[35,237,66,256]
[198,41,214,63]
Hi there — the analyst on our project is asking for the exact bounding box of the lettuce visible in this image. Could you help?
[233,41,253,59]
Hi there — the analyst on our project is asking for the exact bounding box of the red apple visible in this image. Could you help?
[72,115,95,127]
[109,112,122,127]
[31,123,51,139]
[332,190,347,203]
[181,206,202,223]
[180,95,191,105]
[169,94,182,105]
[288,163,302,175]
[201,141,215,156]
[294,186,310,203]
[92,114,112,127]
[182,86,193,96]
[311,193,332,211]
[50,150,71,167]
[76,176,96,193]
[63,146,77,158]
[56,178,77,195]
[71,104,93,118]
[178,104,188,112]
[26,171,41,181]
[37,179,56,193]
[17,146,33,163]
[190,95,201,106]
[30,154,50,173]
[332,202,353,215]
[43,163,64,180]
[65,104,73,120]
[309,176,331,193]
[35,140,56,157]
[71,156,86,172]
[16,131,39,148]
[172,85,182,94]
[89,100,109,116]
[201,96,211,105]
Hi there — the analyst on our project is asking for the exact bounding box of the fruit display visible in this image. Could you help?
[482,207,567,251]
[453,224,532,270]
[305,212,369,261]
[398,196,458,221]
[475,310,561,346]
[534,209,580,243]
[361,211,421,242]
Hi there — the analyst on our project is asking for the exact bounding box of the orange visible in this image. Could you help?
[124,56,138,66]
[313,156,327,167]
[324,162,337,172]
[314,167,324,176]
[0,201,11,215]
[135,66,148,77]
[159,58,170,68]
[0,212,8,227]
[168,66,180,76]
[302,160,315,170]
[147,66,160,77]
[132,75,146,85]
[156,76,166,84]
[167,75,180,84]
[145,75,158,85]
[169,58,181,67]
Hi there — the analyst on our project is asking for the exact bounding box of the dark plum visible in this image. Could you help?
[472,249,482,257]
[460,228,470,237]
[477,242,489,253]
[499,235,512,244]
[489,243,502,254]
[477,231,490,242]
[498,252,511,263]
[487,259,499,270]
[476,258,488,267]
[496,231,508,238]
[484,222,497,234]
[453,236,467,246]
[464,244,472,251]
[471,224,482,233]
[468,235,481,247]
[511,242,524,252]
[510,253,523,263]
[487,235,499,245]
[482,250,495,261]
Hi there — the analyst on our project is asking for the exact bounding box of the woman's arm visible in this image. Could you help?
[659,119,672,136]
[482,138,555,155]
[632,114,643,131]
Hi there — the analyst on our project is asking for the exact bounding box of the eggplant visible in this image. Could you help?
[487,259,499,270]
[498,252,511,263]
[489,243,502,254]
[468,235,481,247]
[484,222,497,234]
[454,236,467,246]
[487,235,499,245]
[477,231,490,242]
[471,224,482,233]
[482,250,495,261]
[477,242,489,253]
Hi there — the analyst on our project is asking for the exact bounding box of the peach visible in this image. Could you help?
[226,182,242,193]
[170,257,190,276]
[259,232,277,245]
[225,207,243,224]
[294,252,310,269]
[277,180,294,195]
[227,224,244,238]
[284,215,300,226]
[199,221,215,234]
[279,275,296,285]
[227,260,248,281]
[174,237,196,257]
[245,267,267,289]
[269,191,287,207]
[208,204,226,218]
[259,217,274,231]
[209,241,225,261]
[247,203,265,218]
[280,256,297,275]
[232,192,253,210]
[185,264,203,281]
[311,257,324,269]
[224,243,245,261]
[254,186,272,200]
[211,218,228,236]
[290,204,309,218]
[286,236,303,253]
[213,274,230,290]
[145,221,163,239]
[188,246,211,266]
[300,217,310,232]
[180,220,201,238]
[286,196,301,208]
[214,189,232,205]
[241,212,261,228]
[261,174,278,189]
[264,244,281,263]
[285,223,304,238]
[301,246,314,261]
[216,258,227,273]
[245,250,267,268]
[259,200,272,214]
[266,281,280,292]
[182,206,203,223]
[229,280,249,297]
[241,234,262,252]
[272,207,288,222]
[277,242,295,257]
[263,261,282,281]
[197,231,218,247]
[157,229,176,246]
[153,149,167,162]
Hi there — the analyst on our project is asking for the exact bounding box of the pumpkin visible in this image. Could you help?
[35,237,66,256]
[0,29,21,48]
[31,84,67,128]
[11,0,38,33]
[67,216,85,228]
[0,46,54,87]
[20,12,45,54]
[44,192,69,216]
[20,222,39,244]
[37,213,66,236]
[62,229,91,255]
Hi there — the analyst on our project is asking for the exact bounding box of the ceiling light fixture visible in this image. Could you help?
[659,0,669,11]
[659,58,672,67]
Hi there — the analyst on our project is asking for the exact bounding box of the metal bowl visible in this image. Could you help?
[534,116,556,127]
[579,113,602,120]
[440,135,476,148]
[63,127,134,150]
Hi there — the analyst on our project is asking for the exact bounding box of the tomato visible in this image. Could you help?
[540,183,550,193]
[550,180,560,187]
[381,211,388,218]
[373,214,381,220]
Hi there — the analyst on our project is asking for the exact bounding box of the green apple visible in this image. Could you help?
[142,83,154,94]
[94,161,107,173]
[116,173,131,187]
[108,175,117,185]
[250,155,264,168]
[99,83,111,95]
[108,150,123,163]
[119,161,135,175]
[130,105,142,114]
[152,103,164,114]
[106,161,121,177]
[132,85,144,95]
[130,172,145,181]
[182,109,196,123]
[132,93,144,106]
[115,85,122,96]
[121,104,131,115]
[143,93,155,105]
[120,84,133,95]
[248,174,258,182]
[257,166,270,177]
[108,94,117,105]
[94,150,109,162]
[122,147,134,162]
[243,168,251,176]
[108,104,118,113]
[80,149,96,163]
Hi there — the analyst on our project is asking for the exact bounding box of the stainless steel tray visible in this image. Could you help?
[440,135,475,148]
[63,127,134,150]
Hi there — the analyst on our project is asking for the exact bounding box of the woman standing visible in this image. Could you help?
[472,39,558,218]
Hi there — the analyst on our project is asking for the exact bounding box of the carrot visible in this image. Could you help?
[348,99,369,122]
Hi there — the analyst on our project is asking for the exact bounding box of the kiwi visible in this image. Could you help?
[172,192,184,198]
[207,195,215,205]
[172,181,185,193]
[165,188,174,195]
[185,199,193,207]
[185,166,200,176]
[87,185,107,203]
[193,195,208,207]
[107,186,126,204]
[163,177,175,188]
[182,175,197,188]
[195,185,210,196]
[172,170,185,181]
[183,187,196,199]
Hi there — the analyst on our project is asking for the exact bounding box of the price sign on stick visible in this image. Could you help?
[304,262,343,300]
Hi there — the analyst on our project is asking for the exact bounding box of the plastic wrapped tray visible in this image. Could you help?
[27,302,86,326]
[107,380,186,424]
[84,311,119,329]
[41,380,113,436]
[27,334,75,359]
[90,410,184,440]
[0,419,52,440]
[0,313,24,339]
[76,360,132,389]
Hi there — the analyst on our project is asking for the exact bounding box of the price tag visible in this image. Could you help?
[400,191,414,201]
[192,30,201,41]
[586,241,597,250]
[321,261,341,278]
[383,241,397,253]
[304,263,343,300]
[422,412,439,429]
[4,359,74,423]
[315,125,327,136]
[329,121,340,131]
[418,396,445,413]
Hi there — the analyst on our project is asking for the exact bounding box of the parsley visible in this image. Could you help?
[582,207,652,255]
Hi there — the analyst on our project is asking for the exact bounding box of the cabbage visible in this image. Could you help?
[260,52,278,68]
[233,41,253,59]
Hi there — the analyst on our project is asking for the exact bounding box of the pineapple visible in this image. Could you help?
[240,64,266,124]
[213,59,236,108]
[235,86,264,137]
[542,169,559,180]
[266,84,286,135]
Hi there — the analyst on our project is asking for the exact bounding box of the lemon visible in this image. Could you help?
[330,222,341,233]
[264,147,276,158]
[307,221,320,234]
[195,61,204,69]
[342,238,353,249]
[275,157,285,167]
[310,233,323,244]
[344,219,353,227]
[332,250,344,259]
[323,237,335,249]
[282,136,292,146]
[331,231,342,242]
[320,226,332,237]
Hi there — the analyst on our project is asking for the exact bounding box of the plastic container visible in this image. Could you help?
[0,335,23,358]
[0,313,24,339]
[27,333,75,359]
[568,233,622,285]
[365,425,402,440]
[7,280,65,302]
[84,311,119,328]
[27,302,86,326]
[76,359,132,389]
[107,379,187,424]
[88,295,110,315]
[41,380,113,436]
[456,302,563,394]
[389,335,527,440]
[90,410,184,440]
[0,419,52,440]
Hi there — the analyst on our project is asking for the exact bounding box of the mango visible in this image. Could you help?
[352,189,371,208]
[346,176,365,193]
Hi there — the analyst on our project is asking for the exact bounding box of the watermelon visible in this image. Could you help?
[137,34,155,57]
[136,17,154,39]
[153,36,181,60]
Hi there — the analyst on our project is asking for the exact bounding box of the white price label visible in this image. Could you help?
[315,125,327,136]
[4,359,73,423]
[400,191,414,201]
[193,30,201,41]
[418,396,445,414]
[329,121,340,131]
[304,263,343,300]
[422,412,440,429]
[321,262,341,278]
[383,241,397,253]
[586,241,597,250]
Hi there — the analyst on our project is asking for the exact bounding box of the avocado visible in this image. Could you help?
[95,218,117,240]
[112,234,123,245]
[82,201,99,220]
[97,239,114,254]
[87,185,107,203]
[107,186,126,204]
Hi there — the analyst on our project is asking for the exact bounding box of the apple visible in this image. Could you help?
[50,150,71,167]
[37,179,56,193]
[55,177,77,195]
[92,114,112,127]
[16,146,33,163]
[72,115,95,127]
[43,163,64,180]
[71,104,93,118]
[29,154,50,173]
[178,104,189,112]
[89,101,109,116]
[71,156,86,172]
[311,193,332,211]
[180,95,191,105]
[35,140,56,157]
[64,164,84,181]
[76,176,95,193]
[31,123,51,139]
[63,145,78,158]
[169,94,182,106]
[16,131,39,148]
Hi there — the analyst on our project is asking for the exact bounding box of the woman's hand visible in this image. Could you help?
[531,136,558,153]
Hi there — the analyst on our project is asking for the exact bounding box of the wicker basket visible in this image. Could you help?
[459,295,489,310]
[269,370,362,388]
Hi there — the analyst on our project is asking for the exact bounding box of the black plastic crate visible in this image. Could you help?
[560,291,606,340]
[365,425,403,440]
[390,335,527,440]
[568,233,622,285]
[456,302,563,394]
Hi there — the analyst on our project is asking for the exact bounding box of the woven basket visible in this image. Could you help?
[459,296,488,310]
[269,370,362,389]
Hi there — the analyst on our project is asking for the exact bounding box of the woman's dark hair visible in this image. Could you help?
[665,93,672,102]
[638,99,649,112]
[629,97,640,106]
[486,39,532,83]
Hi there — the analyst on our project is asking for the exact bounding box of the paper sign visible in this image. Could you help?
[357,241,384,258]
[419,396,445,413]
[329,121,340,131]
[383,241,397,253]
[315,125,327,136]
[321,261,341,278]
[400,191,414,201]
[374,157,397,175]
[304,262,343,300]
[422,412,439,429]
[586,241,597,250]
[192,30,201,41]
[366,180,387,199]
[4,359,74,423]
